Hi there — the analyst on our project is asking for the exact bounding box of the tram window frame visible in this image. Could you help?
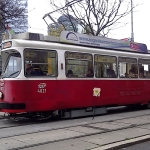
[65,51,93,78]
[94,54,117,78]
[24,48,58,77]
[2,51,22,78]
[138,59,150,78]
[118,57,138,78]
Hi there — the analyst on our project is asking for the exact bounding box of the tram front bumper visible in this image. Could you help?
[0,103,25,109]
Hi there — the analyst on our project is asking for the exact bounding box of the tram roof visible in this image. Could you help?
[1,31,148,54]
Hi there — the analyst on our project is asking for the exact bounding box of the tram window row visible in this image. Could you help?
[24,49,150,78]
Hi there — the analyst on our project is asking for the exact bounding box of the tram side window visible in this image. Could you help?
[65,52,93,78]
[118,57,138,78]
[94,55,117,78]
[138,59,150,78]
[24,49,57,77]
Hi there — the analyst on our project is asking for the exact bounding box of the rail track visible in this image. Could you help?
[0,107,150,150]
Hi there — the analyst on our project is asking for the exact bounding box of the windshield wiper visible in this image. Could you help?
[8,71,20,77]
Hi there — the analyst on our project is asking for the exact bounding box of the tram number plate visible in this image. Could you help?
[37,89,46,93]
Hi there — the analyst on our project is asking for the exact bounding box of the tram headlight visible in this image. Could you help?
[0,92,3,99]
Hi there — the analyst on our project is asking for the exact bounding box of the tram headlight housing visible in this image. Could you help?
[0,92,3,99]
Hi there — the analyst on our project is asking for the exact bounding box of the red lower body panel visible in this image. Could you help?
[0,79,149,113]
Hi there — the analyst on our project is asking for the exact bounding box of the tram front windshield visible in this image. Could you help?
[1,50,22,78]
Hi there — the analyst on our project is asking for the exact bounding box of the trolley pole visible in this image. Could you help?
[131,0,134,42]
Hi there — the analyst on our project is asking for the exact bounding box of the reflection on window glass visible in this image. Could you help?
[65,52,93,78]
[4,53,21,78]
[138,59,150,78]
[94,55,117,78]
[25,49,57,77]
[119,57,137,78]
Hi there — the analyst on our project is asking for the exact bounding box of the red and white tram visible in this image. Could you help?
[0,31,149,118]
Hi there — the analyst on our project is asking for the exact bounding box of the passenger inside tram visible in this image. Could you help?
[128,64,138,78]
[139,72,144,78]
[32,65,43,76]
[128,69,135,78]
[86,69,94,77]
[67,70,73,77]
[26,64,34,76]
[139,66,145,78]
[109,70,116,78]
[107,68,116,78]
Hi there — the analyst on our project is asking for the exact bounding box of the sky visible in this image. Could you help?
[28,0,150,49]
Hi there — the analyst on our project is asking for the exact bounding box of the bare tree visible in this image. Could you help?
[48,0,136,36]
[0,0,28,33]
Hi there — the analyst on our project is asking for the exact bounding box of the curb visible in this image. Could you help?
[92,134,150,150]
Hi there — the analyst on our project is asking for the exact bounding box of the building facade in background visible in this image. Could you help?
[0,0,28,42]
[9,0,28,34]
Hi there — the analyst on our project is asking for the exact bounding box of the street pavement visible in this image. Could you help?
[1,111,150,150]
